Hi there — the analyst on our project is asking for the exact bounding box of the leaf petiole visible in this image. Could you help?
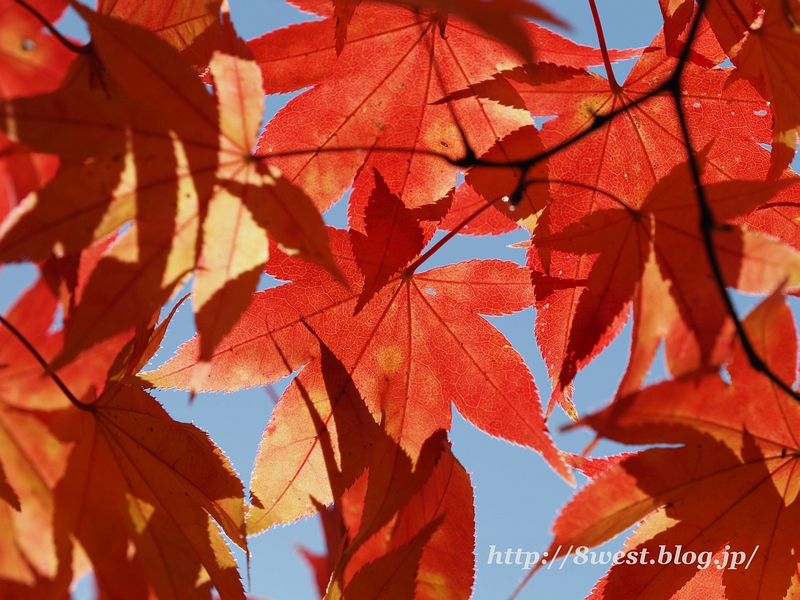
[0,315,92,411]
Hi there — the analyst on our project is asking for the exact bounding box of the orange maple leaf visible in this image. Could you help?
[326,432,474,600]
[96,0,223,70]
[0,273,247,599]
[0,0,70,222]
[0,4,337,366]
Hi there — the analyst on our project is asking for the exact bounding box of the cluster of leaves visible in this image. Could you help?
[2,0,800,597]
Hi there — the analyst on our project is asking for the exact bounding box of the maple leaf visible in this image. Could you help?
[658,0,694,49]
[0,3,336,365]
[381,0,569,60]
[298,503,346,598]
[197,17,342,365]
[249,1,618,236]
[536,154,800,412]
[317,422,473,600]
[0,278,75,598]
[0,253,123,412]
[0,0,71,100]
[293,0,568,61]
[217,318,472,596]
[245,334,383,531]
[508,14,765,183]
[52,384,247,600]
[146,226,571,483]
[349,168,452,313]
[438,181,519,236]
[0,272,247,599]
[463,124,553,231]
[96,0,223,70]
[325,427,448,594]
[739,175,800,254]
[331,0,362,55]
[0,135,58,225]
[587,515,734,600]
[484,18,780,413]
[706,0,800,175]
[543,291,800,600]
[0,0,71,223]
[0,464,19,512]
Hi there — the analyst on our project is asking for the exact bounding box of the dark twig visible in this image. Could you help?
[13,0,90,55]
[667,0,800,402]
[511,3,798,596]
[253,0,800,405]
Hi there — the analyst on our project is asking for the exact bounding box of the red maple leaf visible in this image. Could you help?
[706,0,800,175]
[303,0,569,60]
[96,0,223,70]
[147,225,571,492]
[250,0,625,236]
[535,154,800,412]
[327,431,474,599]
[543,291,800,600]
[0,0,71,222]
[479,17,784,414]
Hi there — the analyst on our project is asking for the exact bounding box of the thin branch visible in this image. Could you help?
[408,175,629,273]
[510,3,800,596]
[253,86,663,175]
[667,0,800,402]
[0,315,92,411]
[13,0,90,55]
[254,0,800,406]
